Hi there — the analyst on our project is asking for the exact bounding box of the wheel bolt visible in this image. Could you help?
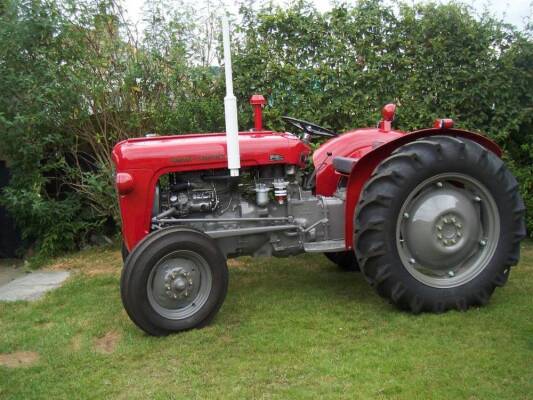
[474,196,481,202]
[443,218,449,224]
[409,258,416,264]
[451,238,457,244]
[436,182,443,188]
[403,212,410,219]
[443,239,449,245]
[480,240,487,247]
[436,225,443,231]
[448,271,455,277]
[437,233,443,239]
[457,232,462,237]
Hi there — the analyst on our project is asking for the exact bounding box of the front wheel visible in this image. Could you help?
[355,136,526,313]
[120,227,228,335]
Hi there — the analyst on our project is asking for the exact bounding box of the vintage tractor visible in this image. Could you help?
[113,19,526,336]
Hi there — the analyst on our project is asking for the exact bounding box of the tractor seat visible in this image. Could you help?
[333,156,358,175]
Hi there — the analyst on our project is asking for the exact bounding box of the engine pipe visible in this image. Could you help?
[222,16,240,177]
[250,94,266,131]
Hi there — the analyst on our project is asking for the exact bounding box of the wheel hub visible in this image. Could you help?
[397,174,500,288]
[402,186,481,271]
[435,213,463,247]
[147,250,213,319]
[164,268,193,299]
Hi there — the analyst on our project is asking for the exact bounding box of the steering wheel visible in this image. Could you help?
[282,116,337,138]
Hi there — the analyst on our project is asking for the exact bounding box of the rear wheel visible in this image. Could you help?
[120,227,228,335]
[355,136,525,313]
[324,251,359,271]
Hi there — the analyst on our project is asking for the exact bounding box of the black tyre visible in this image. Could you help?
[355,136,526,313]
[121,241,129,263]
[324,251,360,271]
[120,227,228,336]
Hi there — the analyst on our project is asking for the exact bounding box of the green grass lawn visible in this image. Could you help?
[1,243,532,399]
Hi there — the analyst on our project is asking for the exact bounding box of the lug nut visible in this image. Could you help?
[480,240,487,247]
[409,258,416,264]
[474,196,481,202]
[451,238,457,244]
[457,232,462,237]
[436,182,443,188]
[443,218,449,224]
[437,233,443,239]
[403,212,410,219]
[436,225,443,231]
[448,271,455,277]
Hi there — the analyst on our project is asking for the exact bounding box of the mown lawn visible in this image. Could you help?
[1,242,532,399]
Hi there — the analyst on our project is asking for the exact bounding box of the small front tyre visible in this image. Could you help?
[120,227,228,336]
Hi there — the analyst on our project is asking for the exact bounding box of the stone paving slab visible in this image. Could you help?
[0,271,70,302]
[0,265,26,287]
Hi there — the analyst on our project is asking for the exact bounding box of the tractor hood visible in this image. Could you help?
[112,131,311,173]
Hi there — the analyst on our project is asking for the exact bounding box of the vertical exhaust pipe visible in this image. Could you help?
[222,16,240,177]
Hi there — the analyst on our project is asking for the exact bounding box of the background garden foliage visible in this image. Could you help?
[0,0,531,257]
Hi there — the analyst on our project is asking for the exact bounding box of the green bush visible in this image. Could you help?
[0,0,530,258]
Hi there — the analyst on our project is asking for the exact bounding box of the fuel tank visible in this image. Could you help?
[112,130,311,173]
[313,127,406,196]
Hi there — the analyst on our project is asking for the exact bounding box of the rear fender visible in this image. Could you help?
[344,128,502,250]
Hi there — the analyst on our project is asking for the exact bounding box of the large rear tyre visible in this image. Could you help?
[324,251,360,271]
[355,136,526,313]
[120,227,228,336]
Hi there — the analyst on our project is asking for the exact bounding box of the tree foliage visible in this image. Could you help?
[0,0,531,256]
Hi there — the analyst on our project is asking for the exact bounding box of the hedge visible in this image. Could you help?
[0,0,531,257]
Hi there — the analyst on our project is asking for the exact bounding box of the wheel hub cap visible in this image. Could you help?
[164,268,193,299]
[397,174,500,288]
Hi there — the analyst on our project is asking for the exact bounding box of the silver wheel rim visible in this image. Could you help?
[396,173,500,288]
[147,250,212,320]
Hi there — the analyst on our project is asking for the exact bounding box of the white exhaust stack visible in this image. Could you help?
[222,15,240,177]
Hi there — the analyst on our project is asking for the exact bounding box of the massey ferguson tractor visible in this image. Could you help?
[113,18,526,336]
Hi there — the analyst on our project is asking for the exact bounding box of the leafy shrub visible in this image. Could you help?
[0,0,530,258]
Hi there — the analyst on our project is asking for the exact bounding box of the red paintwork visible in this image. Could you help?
[116,172,134,195]
[113,117,502,252]
[313,127,406,195]
[250,95,266,131]
[434,118,455,129]
[113,131,311,250]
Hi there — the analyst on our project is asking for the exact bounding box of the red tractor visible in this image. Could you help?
[113,20,525,336]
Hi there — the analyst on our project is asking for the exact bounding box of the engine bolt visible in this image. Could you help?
[436,182,443,188]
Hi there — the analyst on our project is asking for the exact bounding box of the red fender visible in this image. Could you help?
[344,128,502,250]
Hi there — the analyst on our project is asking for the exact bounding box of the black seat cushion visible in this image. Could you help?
[332,156,358,174]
